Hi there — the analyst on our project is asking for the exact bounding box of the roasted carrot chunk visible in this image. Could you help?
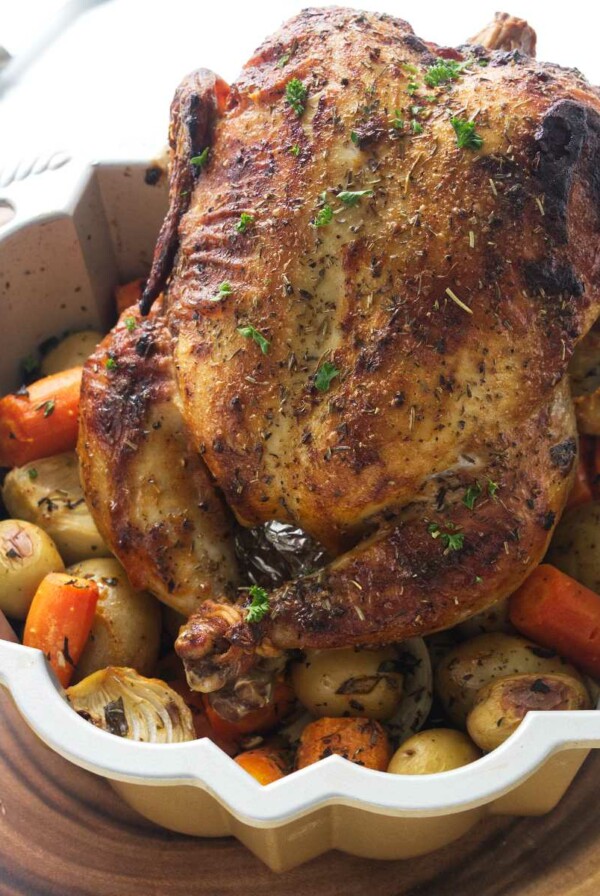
[114,278,145,315]
[509,564,600,678]
[167,679,238,755]
[296,717,392,771]
[23,572,99,686]
[0,367,82,467]
[566,439,594,511]
[202,681,296,743]
[235,747,288,785]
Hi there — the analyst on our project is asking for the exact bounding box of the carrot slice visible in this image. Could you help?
[296,717,392,771]
[0,366,82,467]
[566,462,593,511]
[509,564,600,678]
[202,681,296,742]
[235,747,288,785]
[114,279,145,315]
[23,572,99,686]
[167,679,238,755]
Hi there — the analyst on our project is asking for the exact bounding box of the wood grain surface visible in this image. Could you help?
[0,687,599,896]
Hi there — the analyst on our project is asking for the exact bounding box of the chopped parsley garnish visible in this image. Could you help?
[407,81,419,95]
[237,325,270,355]
[285,78,308,116]
[450,116,484,150]
[37,399,55,418]
[290,143,301,157]
[235,213,255,234]
[463,481,482,510]
[124,316,136,332]
[424,59,463,87]
[314,361,340,392]
[190,147,210,168]
[411,120,424,135]
[312,204,333,227]
[246,585,270,623]
[350,130,360,145]
[444,531,464,552]
[487,479,499,498]
[105,357,118,371]
[337,189,373,207]
[213,281,233,301]
[277,40,297,69]
[428,522,465,552]
[27,468,38,480]
[391,110,404,130]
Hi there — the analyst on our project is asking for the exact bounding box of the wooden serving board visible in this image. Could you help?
[0,687,598,896]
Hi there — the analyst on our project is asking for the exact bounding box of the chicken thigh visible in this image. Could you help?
[79,8,600,702]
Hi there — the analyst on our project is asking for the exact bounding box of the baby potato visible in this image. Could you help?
[68,558,161,680]
[0,519,64,619]
[40,330,102,376]
[467,672,591,752]
[425,631,458,671]
[454,599,513,640]
[435,632,582,728]
[291,646,404,720]
[388,729,481,775]
[546,502,600,595]
[2,452,110,564]
[296,717,392,771]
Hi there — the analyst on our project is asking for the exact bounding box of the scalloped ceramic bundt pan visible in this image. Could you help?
[0,157,599,871]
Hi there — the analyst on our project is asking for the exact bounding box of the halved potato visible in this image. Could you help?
[453,599,512,640]
[0,519,64,619]
[40,330,102,376]
[546,502,600,595]
[388,729,481,774]
[435,633,582,728]
[2,452,110,564]
[291,646,404,720]
[467,672,591,751]
[68,558,161,680]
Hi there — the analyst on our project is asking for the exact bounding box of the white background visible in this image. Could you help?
[0,0,599,166]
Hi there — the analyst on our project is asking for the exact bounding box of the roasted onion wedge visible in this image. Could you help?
[66,667,195,743]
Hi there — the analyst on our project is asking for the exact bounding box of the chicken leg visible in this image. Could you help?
[176,378,576,691]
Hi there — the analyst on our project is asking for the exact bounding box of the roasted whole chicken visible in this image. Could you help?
[79,8,600,709]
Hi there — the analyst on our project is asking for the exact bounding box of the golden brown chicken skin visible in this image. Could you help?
[79,7,600,700]
[79,307,239,617]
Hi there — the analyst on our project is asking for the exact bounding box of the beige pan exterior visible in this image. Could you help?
[0,157,598,872]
